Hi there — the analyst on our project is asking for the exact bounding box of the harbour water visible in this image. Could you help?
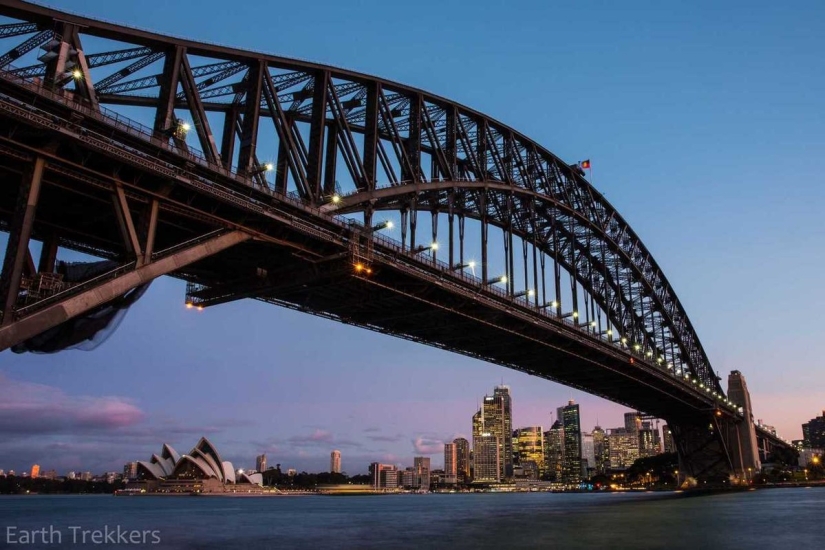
[1,488,823,549]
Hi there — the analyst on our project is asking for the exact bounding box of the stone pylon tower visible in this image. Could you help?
[727,370,761,479]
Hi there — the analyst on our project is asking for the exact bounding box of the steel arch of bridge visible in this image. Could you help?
[0,0,720,395]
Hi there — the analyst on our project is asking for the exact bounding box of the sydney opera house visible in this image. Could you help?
[130,437,264,494]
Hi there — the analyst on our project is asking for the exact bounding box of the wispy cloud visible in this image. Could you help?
[0,374,144,436]
[412,436,444,455]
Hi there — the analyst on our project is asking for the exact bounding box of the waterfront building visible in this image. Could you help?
[802,411,825,449]
[444,442,457,483]
[558,401,582,484]
[454,437,470,482]
[131,437,263,493]
[256,454,267,473]
[607,428,639,470]
[592,426,608,474]
[543,421,564,481]
[330,450,341,474]
[30,464,40,479]
[473,433,500,482]
[514,426,545,477]
[369,463,397,489]
[401,468,416,488]
[414,456,431,489]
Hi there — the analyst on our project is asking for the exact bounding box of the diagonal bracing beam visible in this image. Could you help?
[0,230,251,352]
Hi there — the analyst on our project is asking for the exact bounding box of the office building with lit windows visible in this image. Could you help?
[558,401,582,484]
[454,437,470,482]
[514,426,544,477]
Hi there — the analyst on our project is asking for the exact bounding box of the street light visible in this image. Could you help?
[371,220,393,232]
[513,289,535,299]
[412,242,438,255]
[485,275,507,286]
[451,260,475,271]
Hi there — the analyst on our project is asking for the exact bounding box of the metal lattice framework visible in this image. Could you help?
[0,0,722,396]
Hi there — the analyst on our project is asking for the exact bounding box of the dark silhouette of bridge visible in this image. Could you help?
[0,1,789,482]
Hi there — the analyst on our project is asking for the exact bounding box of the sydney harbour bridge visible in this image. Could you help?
[0,1,789,482]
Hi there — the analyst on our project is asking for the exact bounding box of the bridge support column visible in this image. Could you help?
[669,417,735,485]
[0,230,251,352]
[0,157,45,325]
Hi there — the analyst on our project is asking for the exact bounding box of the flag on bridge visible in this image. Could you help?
[579,159,591,170]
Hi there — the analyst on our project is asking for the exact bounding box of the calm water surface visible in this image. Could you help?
[1,489,823,549]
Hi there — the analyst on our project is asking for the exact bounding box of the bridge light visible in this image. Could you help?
[372,220,393,232]
[431,242,438,250]
[71,68,83,80]
[196,305,204,311]
[716,410,723,417]
[551,300,559,308]
[185,302,193,309]
[645,350,652,357]
[451,260,476,272]
[485,275,507,286]
[634,343,641,351]
[621,337,628,345]
[354,263,364,272]
[331,194,341,204]
[607,329,613,336]
[251,162,275,175]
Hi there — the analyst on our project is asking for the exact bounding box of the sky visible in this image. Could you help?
[1,0,824,475]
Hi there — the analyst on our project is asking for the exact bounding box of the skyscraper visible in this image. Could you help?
[330,450,341,473]
[592,426,608,474]
[802,411,825,449]
[30,464,40,479]
[608,428,640,470]
[514,426,544,477]
[256,453,267,473]
[454,437,470,482]
[558,401,582,484]
[581,433,595,478]
[543,421,564,481]
[481,386,513,480]
[624,412,642,433]
[444,442,457,483]
[414,456,431,489]
[662,425,676,454]
[473,433,500,482]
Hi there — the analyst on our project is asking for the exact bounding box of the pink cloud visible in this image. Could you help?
[412,436,444,455]
[0,373,145,435]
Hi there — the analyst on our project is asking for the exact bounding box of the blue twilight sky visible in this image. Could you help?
[1,0,824,475]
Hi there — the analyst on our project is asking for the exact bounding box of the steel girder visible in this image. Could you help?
[0,0,719,394]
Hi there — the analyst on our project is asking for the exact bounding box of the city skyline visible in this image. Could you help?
[0,380,807,476]
[1,0,823,476]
